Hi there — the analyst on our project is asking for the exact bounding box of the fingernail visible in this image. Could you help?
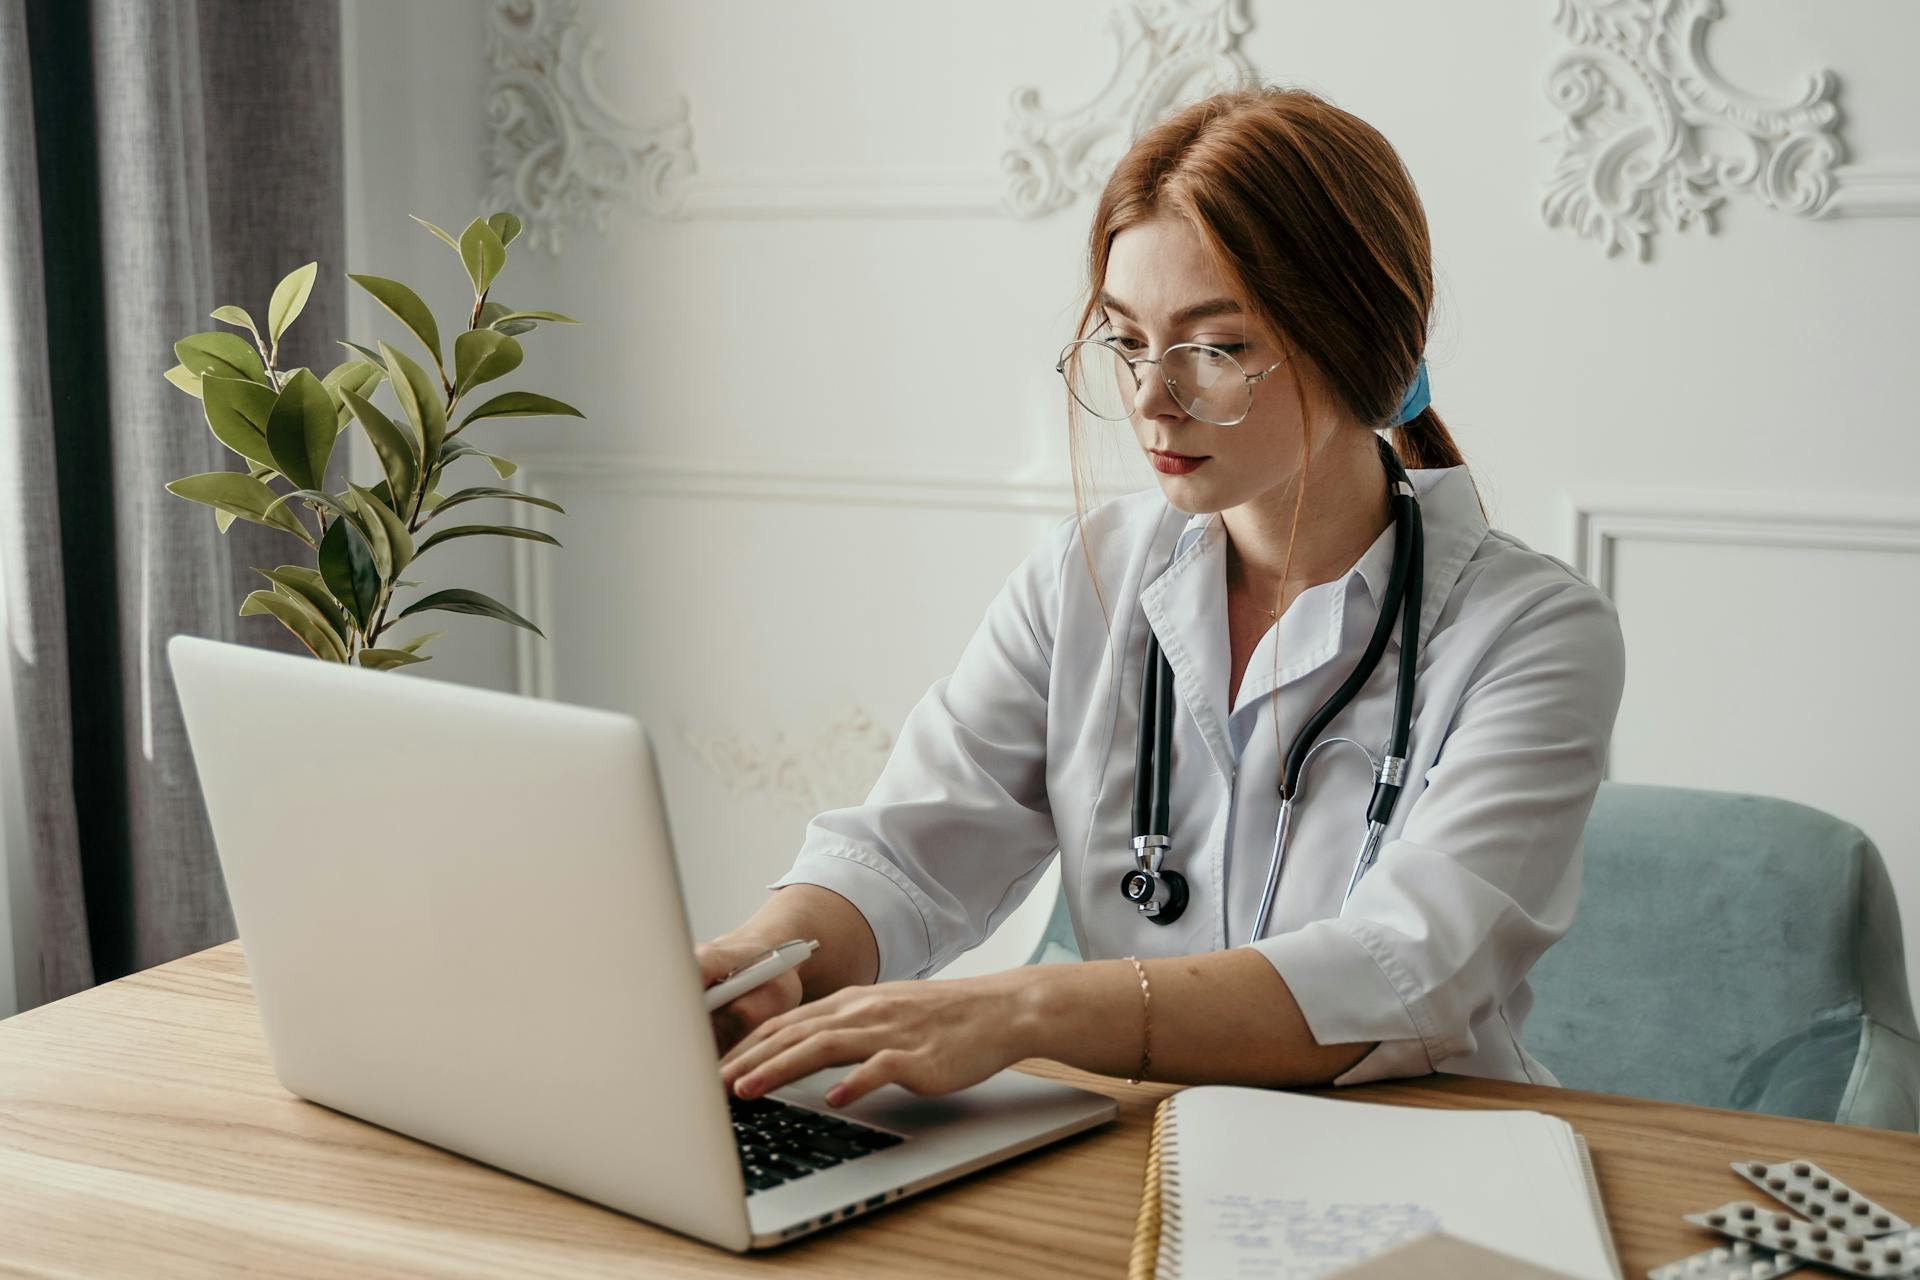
[734,1075,757,1098]
[824,1084,847,1107]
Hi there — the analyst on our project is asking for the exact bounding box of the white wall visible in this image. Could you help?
[343,2,1920,993]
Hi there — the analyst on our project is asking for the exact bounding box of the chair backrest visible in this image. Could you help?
[1525,781,1919,1126]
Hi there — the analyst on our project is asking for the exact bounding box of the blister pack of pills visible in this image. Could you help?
[1684,1202,1920,1277]
[1732,1161,1913,1238]
[1647,1239,1801,1279]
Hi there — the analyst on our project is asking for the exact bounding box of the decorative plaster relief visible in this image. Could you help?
[679,708,896,816]
[1541,0,1845,260]
[484,0,694,252]
[1003,0,1260,219]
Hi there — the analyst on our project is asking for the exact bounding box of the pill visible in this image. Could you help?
[1836,1188,1852,1202]
[1740,1206,1757,1220]
[1816,1177,1831,1189]
[1793,1163,1811,1176]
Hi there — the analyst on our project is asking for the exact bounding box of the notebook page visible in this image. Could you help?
[1159,1086,1617,1280]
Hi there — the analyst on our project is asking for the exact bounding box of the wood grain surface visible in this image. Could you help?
[1,940,1915,1278]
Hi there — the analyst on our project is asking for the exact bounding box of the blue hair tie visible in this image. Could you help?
[1390,359,1430,426]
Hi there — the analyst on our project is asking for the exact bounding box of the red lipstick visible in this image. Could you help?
[1149,449,1208,476]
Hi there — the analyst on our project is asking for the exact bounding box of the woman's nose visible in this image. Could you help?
[1130,356,1185,420]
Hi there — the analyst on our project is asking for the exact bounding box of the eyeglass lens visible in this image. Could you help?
[1060,342,1252,425]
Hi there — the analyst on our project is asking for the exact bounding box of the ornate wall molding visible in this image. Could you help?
[1541,0,1846,260]
[485,0,1262,236]
[679,709,895,817]
[484,0,694,252]
[1003,0,1260,219]
[1543,0,1920,256]
[1565,487,1920,598]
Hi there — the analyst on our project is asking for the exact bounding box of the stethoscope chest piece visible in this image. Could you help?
[1122,834,1189,923]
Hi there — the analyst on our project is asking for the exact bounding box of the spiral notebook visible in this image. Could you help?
[1128,1086,1622,1280]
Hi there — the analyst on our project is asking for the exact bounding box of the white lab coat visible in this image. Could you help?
[771,461,1627,1087]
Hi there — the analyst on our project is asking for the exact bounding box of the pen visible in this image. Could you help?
[702,938,819,1013]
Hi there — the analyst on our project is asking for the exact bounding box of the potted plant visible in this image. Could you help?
[162,211,582,669]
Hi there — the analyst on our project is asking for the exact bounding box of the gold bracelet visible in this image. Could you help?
[1123,955,1153,1084]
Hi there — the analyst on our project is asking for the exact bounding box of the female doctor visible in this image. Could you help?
[704,86,1626,1107]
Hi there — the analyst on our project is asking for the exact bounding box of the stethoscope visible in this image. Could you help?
[1121,433,1424,945]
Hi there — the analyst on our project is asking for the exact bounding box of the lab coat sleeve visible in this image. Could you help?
[767,514,1077,983]
[1248,577,1627,1085]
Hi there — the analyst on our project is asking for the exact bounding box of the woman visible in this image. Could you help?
[703,86,1625,1108]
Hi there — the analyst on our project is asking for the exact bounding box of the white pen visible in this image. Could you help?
[702,938,819,1013]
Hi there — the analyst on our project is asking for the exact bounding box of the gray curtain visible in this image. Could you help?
[0,0,346,1007]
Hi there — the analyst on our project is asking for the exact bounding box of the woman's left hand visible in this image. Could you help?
[718,969,1039,1109]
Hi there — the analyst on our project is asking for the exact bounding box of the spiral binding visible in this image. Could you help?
[1129,1097,1183,1280]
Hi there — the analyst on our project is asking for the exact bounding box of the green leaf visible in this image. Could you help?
[380,340,447,464]
[163,364,205,398]
[396,587,544,637]
[202,375,279,468]
[223,462,278,533]
[437,437,517,479]
[490,309,579,326]
[337,339,386,366]
[167,472,313,545]
[340,488,394,581]
[175,331,268,385]
[321,359,386,433]
[415,523,560,557]
[458,390,584,428]
[409,214,464,257]
[349,482,414,573]
[342,388,418,507]
[347,274,443,375]
[424,485,564,520]
[487,211,522,248]
[254,565,349,638]
[318,512,381,629]
[267,262,318,346]
[209,306,266,357]
[453,329,523,396]
[358,647,431,670]
[240,589,349,662]
[260,485,354,526]
[459,216,507,294]
[394,629,444,655]
[264,368,337,491]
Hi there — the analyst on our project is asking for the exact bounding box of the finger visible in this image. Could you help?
[733,1029,872,1100]
[720,993,841,1073]
[721,1016,822,1084]
[822,1048,917,1108]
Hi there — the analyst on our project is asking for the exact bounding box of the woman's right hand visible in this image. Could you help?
[698,938,804,1056]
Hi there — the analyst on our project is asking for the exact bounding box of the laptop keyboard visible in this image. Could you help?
[729,1094,905,1194]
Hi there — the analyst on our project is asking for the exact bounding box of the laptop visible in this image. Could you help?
[165,633,1117,1251]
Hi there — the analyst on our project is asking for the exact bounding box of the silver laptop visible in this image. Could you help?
[166,633,1116,1251]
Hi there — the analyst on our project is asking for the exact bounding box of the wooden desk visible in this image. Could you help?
[2,942,1917,1278]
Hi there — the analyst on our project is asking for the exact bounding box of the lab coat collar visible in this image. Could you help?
[1138,463,1487,776]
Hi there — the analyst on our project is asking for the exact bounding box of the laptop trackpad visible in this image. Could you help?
[771,1065,976,1137]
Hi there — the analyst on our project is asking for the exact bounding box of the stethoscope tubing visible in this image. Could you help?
[1130,435,1425,941]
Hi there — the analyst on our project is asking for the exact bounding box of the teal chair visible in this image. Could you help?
[1025,781,1920,1130]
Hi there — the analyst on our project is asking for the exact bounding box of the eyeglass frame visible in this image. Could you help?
[1054,337,1289,428]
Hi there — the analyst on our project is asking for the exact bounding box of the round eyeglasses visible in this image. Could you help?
[1055,338,1288,427]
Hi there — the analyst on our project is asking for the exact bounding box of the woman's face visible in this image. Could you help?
[1097,215,1330,514]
